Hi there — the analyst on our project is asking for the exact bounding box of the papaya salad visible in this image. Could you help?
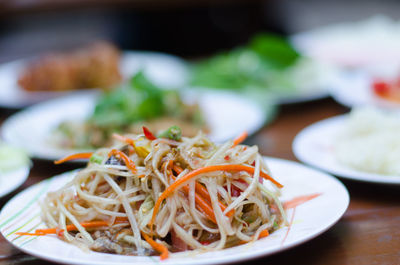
[18,127,286,260]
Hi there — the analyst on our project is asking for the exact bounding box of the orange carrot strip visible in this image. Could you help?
[141,231,169,260]
[259,229,269,238]
[181,185,217,223]
[172,164,183,174]
[194,181,235,218]
[172,165,234,217]
[239,229,269,244]
[54,152,93,164]
[283,193,321,210]
[15,232,45,236]
[169,172,217,223]
[15,220,124,236]
[108,149,137,174]
[150,164,283,232]
[232,131,248,147]
[112,133,135,147]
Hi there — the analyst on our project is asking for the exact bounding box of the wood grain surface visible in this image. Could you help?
[1,98,399,265]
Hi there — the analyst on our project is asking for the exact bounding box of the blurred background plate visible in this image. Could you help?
[293,115,400,184]
[1,90,269,161]
[327,69,400,109]
[0,166,30,198]
[0,51,188,109]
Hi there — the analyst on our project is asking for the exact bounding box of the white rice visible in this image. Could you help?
[334,107,400,176]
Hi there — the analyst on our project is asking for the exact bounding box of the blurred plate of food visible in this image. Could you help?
[189,33,332,105]
[0,42,189,109]
[327,67,400,108]
[293,107,400,184]
[291,15,400,72]
[1,72,270,161]
[0,142,30,197]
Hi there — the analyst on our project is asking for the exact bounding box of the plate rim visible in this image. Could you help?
[0,157,349,265]
[293,114,400,184]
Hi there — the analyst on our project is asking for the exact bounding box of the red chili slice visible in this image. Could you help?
[142,126,157,140]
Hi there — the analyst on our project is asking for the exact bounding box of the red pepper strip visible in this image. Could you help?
[143,126,157,140]
[108,149,137,174]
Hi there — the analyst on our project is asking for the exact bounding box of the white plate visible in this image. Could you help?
[0,166,30,197]
[327,69,400,109]
[0,157,349,265]
[291,15,400,70]
[0,51,188,109]
[293,115,400,184]
[1,90,268,161]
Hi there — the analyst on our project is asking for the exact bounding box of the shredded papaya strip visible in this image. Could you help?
[15,220,128,236]
[232,131,248,147]
[54,152,93,164]
[150,164,283,232]
[172,165,234,217]
[112,133,135,147]
[108,149,137,174]
[141,231,169,260]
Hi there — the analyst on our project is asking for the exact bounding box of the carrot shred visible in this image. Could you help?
[141,231,169,260]
[108,149,137,174]
[150,164,283,232]
[232,131,248,147]
[172,164,183,174]
[283,193,321,209]
[194,181,234,218]
[170,163,234,221]
[172,164,234,217]
[259,229,269,238]
[239,229,269,244]
[169,174,217,223]
[143,126,157,140]
[15,220,127,236]
[54,152,93,164]
[182,185,217,223]
[112,133,135,147]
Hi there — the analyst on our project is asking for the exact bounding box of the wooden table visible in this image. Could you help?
[1,98,399,264]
